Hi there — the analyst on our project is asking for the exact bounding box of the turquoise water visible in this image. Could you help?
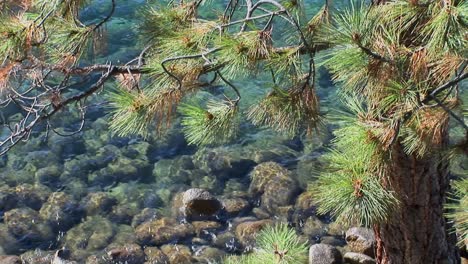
[0,0,389,263]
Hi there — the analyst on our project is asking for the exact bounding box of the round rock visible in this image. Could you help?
[308,244,342,264]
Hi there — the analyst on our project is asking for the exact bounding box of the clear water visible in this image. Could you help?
[2,0,466,263]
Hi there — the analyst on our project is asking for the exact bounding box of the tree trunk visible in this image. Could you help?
[375,142,460,264]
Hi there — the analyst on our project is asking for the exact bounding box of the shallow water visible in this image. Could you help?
[3,0,467,263]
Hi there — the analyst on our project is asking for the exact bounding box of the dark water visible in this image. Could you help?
[9,0,465,263]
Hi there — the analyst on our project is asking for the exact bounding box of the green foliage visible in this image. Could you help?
[0,14,28,60]
[248,86,321,137]
[422,1,467,55]
[216,31,271,79]
[255,224,309,264]
[312,98,399,227]
[224,223,308,264]
[316,1,377,46]
[446,178,468,246]
[106,87,151,138]
[320,45,368,92]
[44,17,92,63]
[178,99,239,146]
[33,0,92,18]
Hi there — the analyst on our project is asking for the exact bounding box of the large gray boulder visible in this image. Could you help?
[345,227,376,257]
[173,188,224,221]
[343,252,376,264]
[309,244,342,264]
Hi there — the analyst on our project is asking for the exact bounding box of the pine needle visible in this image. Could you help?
[179,99,239,146]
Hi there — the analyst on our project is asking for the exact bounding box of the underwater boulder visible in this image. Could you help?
[234,219,274,249]
[143,246,170,264]
[14,184,51,210]
[0,224,19,255]
[0,255,21,264]
[106,243,145,264]
[152,156,194,186]
[0,185,18,212]
[160,244,194,264]
[173,188,224,222]
[108,203,140,225]
[63,216,116,261]
[249,162,300,215]
[221,197,251,218]
[135,217,195,246]
[193,246,226,263]
[192,147,256,181]
[131,208,160,228]
[34,165,63,189]
[39,192,84,232]
[82,192,117,216]
[3,208,54,250]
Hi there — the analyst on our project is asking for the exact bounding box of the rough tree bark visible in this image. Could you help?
[375,139,460,264]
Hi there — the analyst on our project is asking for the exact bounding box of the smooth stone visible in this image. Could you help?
[131,208,160,228]
[213,231,242,253]
[345,227,376,257]
[343,252,376,264]
[192,221,223,238]
[143,247,169,264]
[309,244,342,264]
[160,244,193,264]
[235,219,273,248]
[82,192,117,216]
[249,162,299,215]
[193,246,226,263]
[0,255,21,264]
[173,188,224,221]
[15,184,51,210]
[135,217,194,246]
[39,192,83,232]
[4,208,54,249]
[106,243,145,264]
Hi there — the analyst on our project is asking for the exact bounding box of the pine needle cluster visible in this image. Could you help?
[446,178,468,246]
[223,223,308,264]
[248,85,321,137]
[178,99,239,146]
[312,97,399,227]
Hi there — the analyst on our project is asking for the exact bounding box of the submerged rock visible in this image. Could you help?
[20,250,55,264]
[249,162,299,215]
[193,246,226,263]
[0,224,19,254]
[64,216,116,260]
[144,247,169,264]
[0,186,18,212]
[39,192,83,232]
[35,165,63,189]
[234,219,273,248]
[131,208,160,228]
[0,255,21,264]
[173,188,224,221]
[106,243,145,264]
[152,156,193,186]
[308,244,342,264]
[192,147,256,181]
[3,208,54,250]
[160,244,193,264]
[135,217,194,246]
[222,197,250,217]
[82,192,117,216]
[15,184,51,210]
